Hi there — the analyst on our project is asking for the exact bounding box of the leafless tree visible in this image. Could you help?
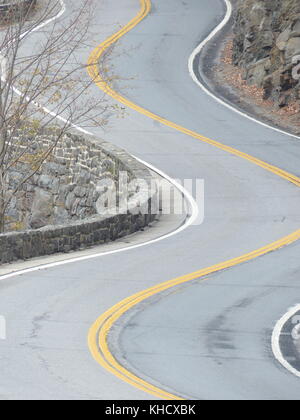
[0,0,109,232]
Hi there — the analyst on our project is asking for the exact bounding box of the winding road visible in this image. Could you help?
[0,0,300,400]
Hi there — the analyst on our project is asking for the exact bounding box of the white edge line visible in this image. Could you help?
[20,0,66,40]
[2,0,299,382]
[189,0,300,379]
[188,0,300,141]
[0,0,199,281]
[272,304,300,379]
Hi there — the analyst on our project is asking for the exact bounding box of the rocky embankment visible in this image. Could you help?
[232,0,300,109]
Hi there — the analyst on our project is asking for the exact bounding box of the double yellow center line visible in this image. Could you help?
[87,0,300,400]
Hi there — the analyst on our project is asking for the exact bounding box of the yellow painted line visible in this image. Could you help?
[87,0,300,400]
[87,0,300,188]
[88,229,300,400]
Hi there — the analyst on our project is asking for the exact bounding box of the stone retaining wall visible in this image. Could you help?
[0,208,156,264]
[0,132,159,264]
[6,131,145,231]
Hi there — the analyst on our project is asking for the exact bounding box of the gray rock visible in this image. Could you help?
[65,192,76,210]
[285,37,300,61]
[276,29,291,51]
[233,0,300,108]
[74,186,87,198]
[53,206,69,224]
[38,174,53,189]
[29,189,53,229]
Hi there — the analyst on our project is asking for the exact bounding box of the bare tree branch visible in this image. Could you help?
[0,0,110,232]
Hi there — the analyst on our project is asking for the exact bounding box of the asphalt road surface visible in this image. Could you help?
[0,0,300,400]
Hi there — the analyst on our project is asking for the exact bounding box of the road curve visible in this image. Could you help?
[0,0,300,400]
